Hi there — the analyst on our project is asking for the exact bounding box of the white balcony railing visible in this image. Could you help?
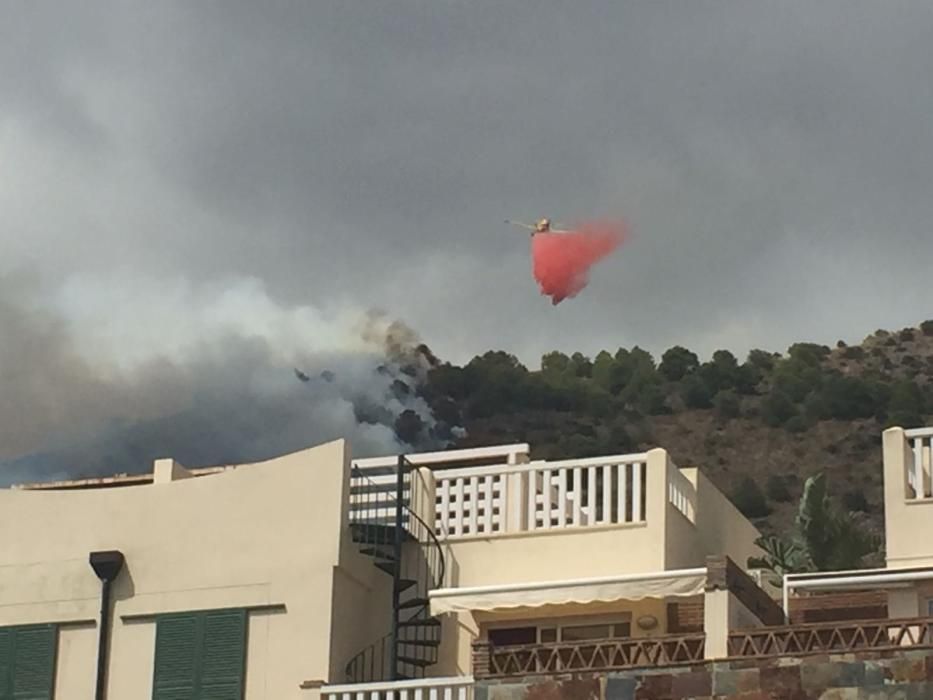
[322,677,474,700]
[351,448,702,541]
[435,454,649,538]
[667,466,696,523]
[905,427,933,500]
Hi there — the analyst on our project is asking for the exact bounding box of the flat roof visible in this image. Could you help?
[12,466,232,491]
[9,442,532,491]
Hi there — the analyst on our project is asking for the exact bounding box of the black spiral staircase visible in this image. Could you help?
[345,456,446,682]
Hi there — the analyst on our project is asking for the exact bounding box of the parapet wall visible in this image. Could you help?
[476,649,933,700]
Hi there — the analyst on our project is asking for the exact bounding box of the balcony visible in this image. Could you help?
[318,676,474,700]
[352,445,696,538]
[882,427,933,568]
[472,632,706,678]
[350,445,757,593]
[904,427,933,500]
[728,616,933,658]
[432,453,662,537]
[341,445,765,689]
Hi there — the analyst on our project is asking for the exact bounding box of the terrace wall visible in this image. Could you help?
[476,649,933,700]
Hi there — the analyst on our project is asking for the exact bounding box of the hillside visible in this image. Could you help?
[420,321,933,543]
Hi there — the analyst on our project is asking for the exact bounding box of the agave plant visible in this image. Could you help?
[748,472,879,586]
[748,536,812,588]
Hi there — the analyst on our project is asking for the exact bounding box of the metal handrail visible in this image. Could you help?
[344,459,447,682]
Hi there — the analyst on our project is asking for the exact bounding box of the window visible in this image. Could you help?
[488,627,536,646]
[152,609,247,700]
[927,599,933,617]
[560,622,630,641]
[487,616,632,647]
[0,624,57,700]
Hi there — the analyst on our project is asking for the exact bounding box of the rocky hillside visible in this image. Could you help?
[421,321,933,539]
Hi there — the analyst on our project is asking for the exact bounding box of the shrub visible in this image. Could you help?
[638,384,671,416]
[569,352,593,378]
[888,381,926,422]
[818,376,881,420]
[899,328,915,342]
[772,356,825,402]
[886,410,924,430]
[733,363,762,395]
[922,320,933,336]
[842,346,865,360]
[682,375,713,409]
[591,351,621,392]
[803,392,830,421]
[785,415,811,433]
[766,475,793,503]
[747,349,778,372]
[842,490,870,513]
[659,346,699,381]
[732,477,771,519]
[788,343,831,366]
[761,390,798,427]
[713,390,741,419]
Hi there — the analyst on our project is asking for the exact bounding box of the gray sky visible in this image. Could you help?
[5,1,933,363]
[2,2,933,470]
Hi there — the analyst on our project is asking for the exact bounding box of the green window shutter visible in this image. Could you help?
[152,615,199,700]
[198,610,246,700]
[12,626,56,700]
[0,629,11,699]
[153,610,246,700]
[0,626,56,700]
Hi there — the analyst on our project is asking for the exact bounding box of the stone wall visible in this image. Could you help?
[476,649,933,700]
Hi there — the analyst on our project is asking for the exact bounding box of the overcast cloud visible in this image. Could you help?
[2,2,932,472]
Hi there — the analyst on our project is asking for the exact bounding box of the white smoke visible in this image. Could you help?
[0,271,455,485]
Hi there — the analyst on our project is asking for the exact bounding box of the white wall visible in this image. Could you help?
[0,439,352,700]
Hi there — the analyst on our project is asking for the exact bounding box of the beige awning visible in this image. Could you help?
[429,568,707,615]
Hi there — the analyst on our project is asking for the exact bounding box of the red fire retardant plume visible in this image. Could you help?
[531,220,627,305]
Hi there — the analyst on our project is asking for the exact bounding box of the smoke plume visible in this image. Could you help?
[0,272,460,486]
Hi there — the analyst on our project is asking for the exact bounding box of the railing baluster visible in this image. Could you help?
[632,462,643,521]
[557,468,567,527]
[913,438,923,499]
[542,469,552,529]
[438,479,450,535]
[920,438,933,498]
[585,466,596,526]
[452,478,464,537]
[482,476,494,534]
[467,476,479,535]
[527,471,536,530]
[618,462,628,523]
[571,467,582,526]
[601,464,611,524]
